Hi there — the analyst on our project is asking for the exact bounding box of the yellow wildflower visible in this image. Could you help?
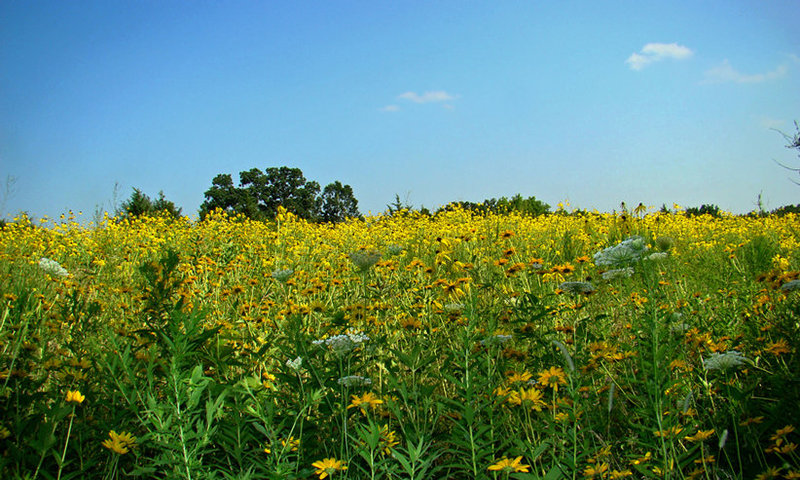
[312,457,347,479]
[65,390,85,404]
[102,430,137,455]
[347,392,383,415]
[487,456,530,473]
[684,429,714,442]
[538,366,567,392]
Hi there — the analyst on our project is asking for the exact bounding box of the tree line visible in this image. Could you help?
[118,167,360,223]
[116,117,800,224]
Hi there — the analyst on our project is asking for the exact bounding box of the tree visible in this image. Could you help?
[774,121,800,185]
[386,193,414,216]
[199,167,358,222]
[119,188,182,219]
[319,181,360,222]
[199,174,254,218]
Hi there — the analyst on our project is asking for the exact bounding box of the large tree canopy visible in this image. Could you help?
[199,167,360,222]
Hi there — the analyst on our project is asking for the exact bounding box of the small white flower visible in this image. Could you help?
[644,252,669,261]
[386,244,404,256]
[558,281,595,295]
[443,303,465,313]
[337,375,372,387]
[271,268,294,282]
[480,334,512,347]
[39,258,69,277]
[601,267,634,281]
[313,329,370,356]
[349,250,382,271]
[286,356,303,371]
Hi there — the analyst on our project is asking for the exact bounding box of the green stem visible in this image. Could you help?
[56,406,76,480]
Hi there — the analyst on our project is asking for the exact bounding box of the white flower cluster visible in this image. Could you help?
[601,267,634,281]
[337,375,372,387]
[271,268,294,282]
[385,244,404,256]
[348,250,382,272]
[558,281,595,295]
[313,329,370,355]
[703,350,748,371]
[286,356,303,371]
[644,252,669,262]
[443,303,465,313]
[593,236,649,267]
[481,334,512,347]
[39,257,69,277]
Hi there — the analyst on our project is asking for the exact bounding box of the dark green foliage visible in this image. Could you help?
[685,204,721,217]
[119,188,183,219]
[386,193,414,216]
[320,181,361,223]
[199,167,360,222]
[771,204,800,216]
[437,194,550,217]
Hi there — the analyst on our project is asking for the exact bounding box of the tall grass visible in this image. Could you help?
[1,208,799,479]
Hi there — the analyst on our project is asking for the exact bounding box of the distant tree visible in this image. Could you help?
[437,194,549,217]
[319,181,360,222]
[774,120,800,185]
[253,167,321,220]
[496,194,550,216]
[771,204,800,216]
[386,193,413,216]
[199,174,254,219]
[119,188,182,219]
[200,167,358,222]
[152,191,183,218]
[685,204,721,218]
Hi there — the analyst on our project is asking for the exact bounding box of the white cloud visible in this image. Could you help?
[398,90,457,103]
[626,42,693,70]
[756,115,786,130]
[380,105,400,112]
[703,59,788,84]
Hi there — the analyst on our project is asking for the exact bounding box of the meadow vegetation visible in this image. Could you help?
[1,206,799,479]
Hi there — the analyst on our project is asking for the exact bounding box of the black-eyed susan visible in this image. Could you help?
[347,392,383,415]
[684,429,714,442]
[537,366,567,392]
[312,457,347,479]
[487,456,530,473]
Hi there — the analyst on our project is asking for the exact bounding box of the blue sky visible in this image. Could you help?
[1,1,798,221]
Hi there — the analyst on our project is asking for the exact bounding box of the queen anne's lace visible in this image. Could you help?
[313,330,370,355]
[593,236,649,267]
[39,258,69,277]
[703,351,747,371]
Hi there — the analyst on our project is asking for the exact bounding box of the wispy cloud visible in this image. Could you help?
[398,90,457,103]
[756,115,786,130]
[380,104,400,113]
[626,42,693,70]
[703,59,788,84]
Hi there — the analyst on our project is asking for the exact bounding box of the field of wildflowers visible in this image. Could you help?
[1,207,799,479]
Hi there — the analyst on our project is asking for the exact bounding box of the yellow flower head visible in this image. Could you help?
[684,429,715,442]
[65,390,85,404]
[538,366,567,392]
[312,457,347,479]
[488,456,530,473]
[347,392,383,415]
[101,430,137,455]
